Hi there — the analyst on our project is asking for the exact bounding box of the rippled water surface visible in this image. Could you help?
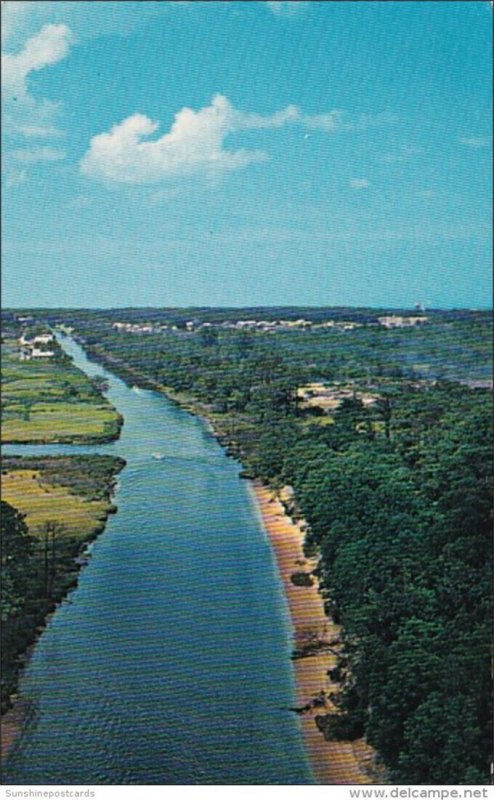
[2,337,313,785]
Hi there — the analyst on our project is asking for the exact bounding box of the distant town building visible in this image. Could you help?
[20,333,55,346]
[31,348,55,358]
[33,333,55,344]
[20,347,55,360]
[112,322,156,334]
[297,382,379,412]
[378,316,428,329]
[18,331,56,359]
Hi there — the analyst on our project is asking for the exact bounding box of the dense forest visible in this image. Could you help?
[3,308,492,783]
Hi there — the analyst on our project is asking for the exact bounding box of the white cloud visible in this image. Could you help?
[2,22,72,102]
[459,136,490,149]
[68,194,91,210]
[303,110,395,133]
[266,1,308,15]
[235,104,300,129]
[380,144,423,163]
[14,122,65,138]
[2,21,73,151]
[80,94,300,184]
[1,2,32,48]
[1,2,163,49]
[349,178,370,190]
[5,167,28,188]
[81,95,395,185]
[11,146,66,163]
[302,110,343,132]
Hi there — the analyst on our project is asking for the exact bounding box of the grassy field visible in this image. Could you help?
[2,403,120,443]
[1,456,125,713]
[2,470,112,538]
[1,352,122,443]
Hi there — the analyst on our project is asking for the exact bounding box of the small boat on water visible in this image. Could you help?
[151,452,164,460]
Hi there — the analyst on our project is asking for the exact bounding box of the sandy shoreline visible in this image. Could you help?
[251,481,378,785]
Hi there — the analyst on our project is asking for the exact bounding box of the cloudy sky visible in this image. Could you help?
[2,1,492,308]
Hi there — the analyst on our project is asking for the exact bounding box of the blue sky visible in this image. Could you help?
[2,1,492,309]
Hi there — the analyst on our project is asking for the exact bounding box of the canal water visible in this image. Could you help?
[2,337,314,785]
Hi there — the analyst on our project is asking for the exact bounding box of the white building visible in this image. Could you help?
[378,316,428,329]
[20,332,54,345]
[31,348,55,358]
[33,333,55,344]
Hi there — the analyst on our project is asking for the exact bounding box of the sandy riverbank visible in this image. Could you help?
[252,482,378,785]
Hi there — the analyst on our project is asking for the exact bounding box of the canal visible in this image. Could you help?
[2,336,314,785]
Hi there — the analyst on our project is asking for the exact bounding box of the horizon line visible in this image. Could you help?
[2,305,492,313]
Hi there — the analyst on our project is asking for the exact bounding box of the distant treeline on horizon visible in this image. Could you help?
[2,306,492,326]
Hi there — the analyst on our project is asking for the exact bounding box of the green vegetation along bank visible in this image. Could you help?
[45,307,492,785]
[1,455,125,716]
[1,316,122,444]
